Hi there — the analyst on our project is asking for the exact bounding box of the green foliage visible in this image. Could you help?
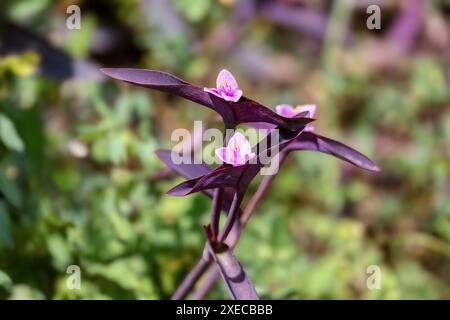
[174,0,212,23]
[0,115,25,153]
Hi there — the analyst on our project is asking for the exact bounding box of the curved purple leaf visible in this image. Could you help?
[286,132,380,172]
[100,68,313,130]
[101,68,236,126]
[155,149,240,215]
[166,125,307,196]
[166,164,246,196]
[235,101,314,130]
[244,110,312,130]
[205,239,259,300]
[155,149,211,179]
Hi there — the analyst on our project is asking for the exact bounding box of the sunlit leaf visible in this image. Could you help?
[287,132,380,172]
[0,114,24,152]
[207,241,259,300]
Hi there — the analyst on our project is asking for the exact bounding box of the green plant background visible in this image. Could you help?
[0,0,449,299]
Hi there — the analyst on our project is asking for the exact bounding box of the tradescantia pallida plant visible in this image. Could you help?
[101,68,380,300]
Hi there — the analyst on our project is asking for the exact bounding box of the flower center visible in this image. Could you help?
[222,82,234,95]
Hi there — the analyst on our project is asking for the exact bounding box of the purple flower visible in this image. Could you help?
[215,132,256,167]
[204,69,243,103]
[276,103,316,132]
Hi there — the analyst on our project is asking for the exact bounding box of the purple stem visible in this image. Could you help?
[171,127,231,300]
[170,191,242,300]
[170,258,209,300]
[192,264,220,300]
[193,152,288,299]
[210,188,223,242]
[171,143,286,299]
[218,192,242,243]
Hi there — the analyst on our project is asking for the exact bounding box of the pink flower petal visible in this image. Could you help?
[221,91,235,102]
[203,87,222,98]
[215,132,255,167]
[276,104,297,118]
[276,103,317,132]
[205,69,243,103]
[215,147,228,164]
[217,69,239,90]
[245,152,256,162]
[233,90,243,102]
[297,104,316,132]
[227,132,245,148]
[298,104,316,118]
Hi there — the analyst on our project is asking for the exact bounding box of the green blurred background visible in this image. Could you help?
[0,0,449,299]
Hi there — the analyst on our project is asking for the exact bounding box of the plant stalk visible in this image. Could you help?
[192,152,288,298]
[210,188,223,242]
[170,258,209,300]
[218,192,241,243]
[171,149,287,299]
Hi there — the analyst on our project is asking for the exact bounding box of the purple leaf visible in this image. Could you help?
[155,149,211,180]
[166,164,245,196]
[100,68,313,130]
[235,101,314,130]
[166,126,307,196]
[155,149,238,213]
[101,68,236,126]
[286,132,380,172]
[244,110,311,130]
[204,236,259,300]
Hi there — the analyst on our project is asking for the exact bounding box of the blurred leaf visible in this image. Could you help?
[411,59,449,104]
[52,168,80,192]
[64,14,96,58]
[107,133,127,165]
[0,270,13,290]
[86,256,153,294]
[0,51,40,77]
[0,171,22,208]
[46,234,71,270]
[0,201,14,248]
[6,0,51,20]
[8,284,45,300]
[174,0,212,22]
[0,114,25,152]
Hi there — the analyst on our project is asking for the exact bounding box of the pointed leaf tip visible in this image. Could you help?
[288,132,381,172]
